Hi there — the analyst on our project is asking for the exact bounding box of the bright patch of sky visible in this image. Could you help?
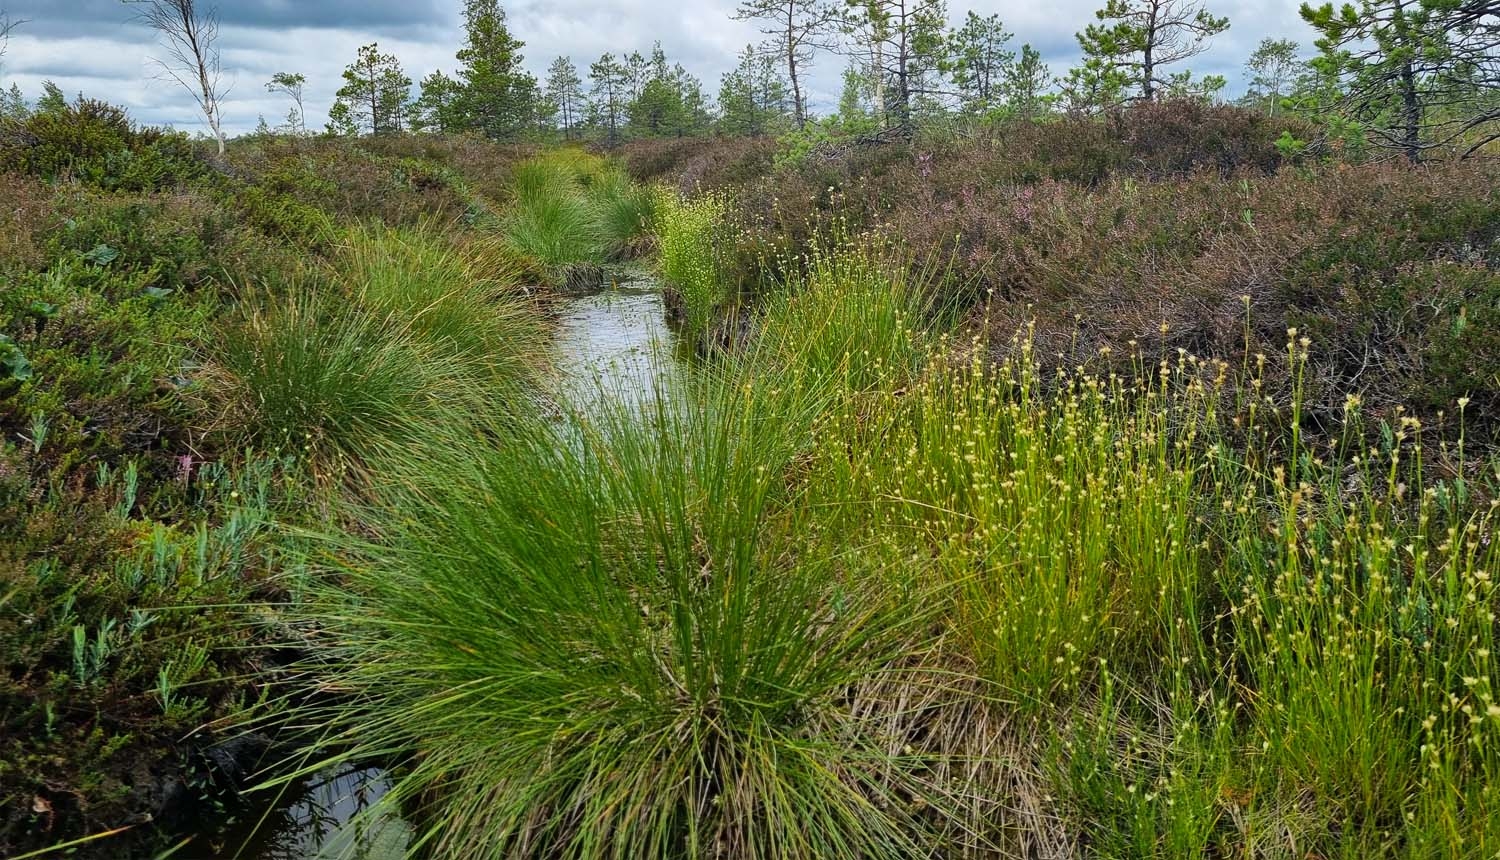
[2,0,1315,135]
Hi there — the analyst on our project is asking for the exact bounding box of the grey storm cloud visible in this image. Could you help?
[1,0,1318,136]
[6,0,449,38]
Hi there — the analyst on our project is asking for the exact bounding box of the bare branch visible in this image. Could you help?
[123,0,229,156]
[0,11,27,68]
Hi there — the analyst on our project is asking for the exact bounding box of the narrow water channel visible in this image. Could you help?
[548,269,684,411]
[209,271,681,860]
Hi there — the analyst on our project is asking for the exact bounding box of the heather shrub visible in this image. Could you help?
[1112,98,1306,176]
[0,174,54,270]
[1,98,207,191]
[1408,259,1500,414]
[713,144,1498,433]
[356,133,535,200]
[225,137,476,229]
[43,193,251,292]
[615,136,777,193]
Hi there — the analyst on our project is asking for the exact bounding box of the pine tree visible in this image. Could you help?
[333,43,411,135]
[545,56,584,140]
[454,0,539,139]
[946,11,1014,115]
[588,53,629,144]
[1164,69,1227,101]
[1060,56,1129,113]
[733,0,842,129]
[630,77,683,136]
[624,51,650,102]
[670,64,713,137]
[1301,0,1498,160]
[1077,0,1229,102]
[1002,44,1054,119]
[835,61,879,133]
[0,83,28,121]
[841,0,949,130]
[37,80,67,114]
[412,70,464,134]
[718,45,792,136]
[624,44,704,137]
[326,99,359,136]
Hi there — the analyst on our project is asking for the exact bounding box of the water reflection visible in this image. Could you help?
[549,273,682,413]
[206,766,407,860]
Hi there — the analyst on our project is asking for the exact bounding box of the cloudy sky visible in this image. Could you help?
[1,0,1316,136]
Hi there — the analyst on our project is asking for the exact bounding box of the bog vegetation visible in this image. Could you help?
[1,0,1498,858]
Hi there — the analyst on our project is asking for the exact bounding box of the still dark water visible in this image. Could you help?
[204,767,407,860]
[207,274,679,859]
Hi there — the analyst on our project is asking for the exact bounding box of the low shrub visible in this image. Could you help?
[700,140,1498,435]
[224,137,477,230]
[0,173,54,270]
[614,136,777,193]
[1,97,208,191]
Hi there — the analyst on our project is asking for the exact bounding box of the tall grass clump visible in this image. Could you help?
[205,288,443,465]
[800,317,1500,854]
[1210,356,1500,854]
[812,329,1212,712]
[754,247,929,392]
[205,227,540,465]
[338,223,541,385]
[278,368,959,858]
[503,155,605,267]
[655,190,729,339]
[500,149,654,270]
[589,169,657,258]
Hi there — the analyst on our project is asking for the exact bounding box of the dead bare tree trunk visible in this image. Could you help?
[125,0,228,157]
[734,0,840,132]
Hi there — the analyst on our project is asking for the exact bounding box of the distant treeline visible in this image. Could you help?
[1,0,1495,160]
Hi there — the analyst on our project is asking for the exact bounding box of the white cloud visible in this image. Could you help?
[1,0,1320,135]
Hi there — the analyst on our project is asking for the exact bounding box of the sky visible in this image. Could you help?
[0,0,1318,136]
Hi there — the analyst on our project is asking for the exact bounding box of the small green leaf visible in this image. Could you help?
[83,244,119,266]
[0,337,32,382]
